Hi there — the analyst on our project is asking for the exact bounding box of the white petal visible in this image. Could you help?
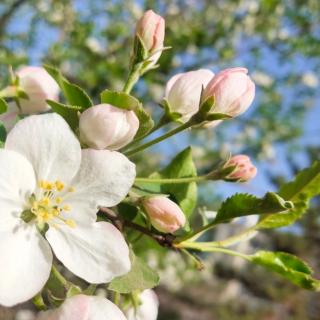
[5,113,81,184]
[167,69,214,121]
[69,149,135,208]
[46,222,131,283]
[127,289,159,320]
[0,224,52,307]
[0,149,36,228]
[37,295,127,320]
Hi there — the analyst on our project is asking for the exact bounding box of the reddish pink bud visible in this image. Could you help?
[142,196,186,233]
[202,68,255,125]
[223,155,257,182]
[136,10,165,63]
[79,104,139,150]
[16,66,59,114]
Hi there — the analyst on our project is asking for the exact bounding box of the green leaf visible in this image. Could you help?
[109,252,159,294]
[257,161,320,229]
[44,65,93,109]
[0,98,8,114]
[279,160,320,201]
[100,89,154,139]
[214,192,293,223]
[250,251,320,290]
[160,147,197,219]
[47,100,82,130]
[136,147,197,223]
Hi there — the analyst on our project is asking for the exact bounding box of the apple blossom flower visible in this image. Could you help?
[202,67,255,126]
[223,154,257,182]
[79,104,139,150]
[37,294,127,320]
[136,10,165,65]
[16,66,59,114]
[0,113,135,307]
[164,69,214,122]
[127,290,159,320]
[142,196,186,233]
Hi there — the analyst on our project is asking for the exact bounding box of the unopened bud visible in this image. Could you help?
[164,69,214,122]
[79,104,139,150]
[16,66,59,114]
[202,67,255,126]
[223,155,257,182]
[127,290,159,320]
[142,196,186,233]
[135,10,165,65]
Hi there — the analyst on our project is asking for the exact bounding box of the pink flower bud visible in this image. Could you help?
[142,196,186,233]
[165,69,214,122]
[136,10,165,64]
[202,67,255,124]
[223,155,257,182]
[16,66,59,114]
[79,104,139,150]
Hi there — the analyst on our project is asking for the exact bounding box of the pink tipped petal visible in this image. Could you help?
[37,295,127,320]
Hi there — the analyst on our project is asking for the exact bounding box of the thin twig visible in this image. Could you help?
[99,207,176,248]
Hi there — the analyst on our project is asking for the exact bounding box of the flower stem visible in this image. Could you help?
[123,65,142,94]
[176,242,250,260]
[121,114,170,152]
[125,121,192,156]
[135,175,208,184]
[51,265,68,288]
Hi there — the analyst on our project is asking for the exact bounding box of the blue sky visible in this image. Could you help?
[3,0,320,202]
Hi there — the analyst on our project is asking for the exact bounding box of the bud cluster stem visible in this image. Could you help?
[135,175,208,184]
[125,120,192,156]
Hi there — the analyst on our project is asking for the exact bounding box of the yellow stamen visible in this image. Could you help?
[55,180,65,191]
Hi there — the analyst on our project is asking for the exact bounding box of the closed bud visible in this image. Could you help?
[223,155,257,182]
[165,69,214,122]
[127,290,159,320]
[136,10,165,65]
[79,104,139,150]
[16,66,59,114]
[202,67,255,126]
[142,196,186,233]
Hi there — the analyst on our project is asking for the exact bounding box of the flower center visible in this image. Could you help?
[23,180,76,229]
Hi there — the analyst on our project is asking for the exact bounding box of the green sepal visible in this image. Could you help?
[161,99,184,122]
[0,98,8,114]
[47,100,82,130]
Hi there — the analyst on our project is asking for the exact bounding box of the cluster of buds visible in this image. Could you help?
[163,67,255,126]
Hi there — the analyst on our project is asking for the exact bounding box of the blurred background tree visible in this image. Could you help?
[0,0,319,319]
